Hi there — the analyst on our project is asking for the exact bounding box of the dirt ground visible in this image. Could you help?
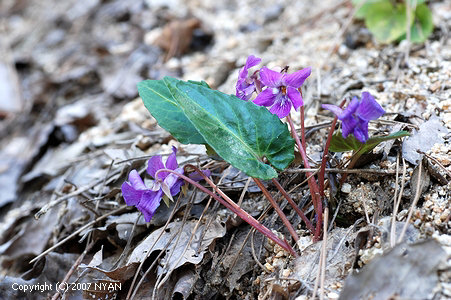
[0,0,450,299]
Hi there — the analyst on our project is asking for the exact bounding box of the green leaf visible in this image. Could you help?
[351,0,388,19]
[330,130,410,154]
[406,0,426,6]
[330,133,362,153]
[137,80,206,144]
[164,77,294,179]
[398,4,433,43]
[356,130,410,156]
[365,2,412,43]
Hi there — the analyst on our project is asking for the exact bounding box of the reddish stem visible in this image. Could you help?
[253,178,299,242]
[286,115,322,241]
[160,167,297,256]
[271,178,315,233]
[299,89,306,151]
[318,100,346,195]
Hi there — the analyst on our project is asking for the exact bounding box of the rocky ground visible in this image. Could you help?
[0,0,450,299]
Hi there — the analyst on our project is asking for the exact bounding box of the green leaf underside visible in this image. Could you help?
[398,4,433,43]
[137,80,207,144]
[330,131,410,154]
[365,2,412,43]
[164,77,294,179]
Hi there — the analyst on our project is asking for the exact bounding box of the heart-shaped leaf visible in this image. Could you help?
[137,80,207,144]
[365,2,412,43]
[164,77,294,179]
[398,4,433,43]
[330,131,410,154]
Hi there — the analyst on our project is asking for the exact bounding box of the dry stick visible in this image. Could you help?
[237,177,252,207]
[157,171,230,290]
[35,177,109,219]
[312,208,329,300]
[285,168,398,175]
[250,229,270,272]
[160,167,296,256]
[319,208,329,300]
[300,106,307,151]
[286,115,322,240]
[51,242,95,300]
[398,158,423,243]
[253,178,299,243]
[30,206,128,264]
[418,150,451,178]
[271,178,314,233]
[126,194,186,300]
[390,154,400,248]
[391,157,407,246]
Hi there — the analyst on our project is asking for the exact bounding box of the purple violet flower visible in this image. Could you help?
[253,66,311,118]
[121,170,163,222]
[235,55,262,101]
[322,92,385,143]
[147,146,185,198]
[121,147,210,222]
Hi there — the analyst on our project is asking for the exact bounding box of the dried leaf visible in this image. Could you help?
[339,240,445,300]
[127,220,226,275]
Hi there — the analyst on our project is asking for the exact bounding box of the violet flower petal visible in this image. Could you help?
[147,155,165,179]
[254,88,277,107]
[136,190,163,222]
[286,86,303,110]
[259,67,283,88]
[121,181,143,207]
[322,104,343,118]
[357,92,385,121]
[188,169,211,182]
[283,67,311,88]
[339,97,360,120]
[354,120,369,143]
[341,116,358,138]
[165,146,179,171]
[269,95,292,118]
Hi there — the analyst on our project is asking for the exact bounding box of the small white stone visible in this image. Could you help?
[341,183,352,193]
[328,292,339,299]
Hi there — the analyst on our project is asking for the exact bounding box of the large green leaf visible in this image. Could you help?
[137,80,206,144]
[365,2,412,43]
[330,131,410,154]
[164,77,294,179]
[398,4,433,43]
[351,0,388,19]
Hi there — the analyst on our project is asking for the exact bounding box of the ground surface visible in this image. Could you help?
[0,0,450,299]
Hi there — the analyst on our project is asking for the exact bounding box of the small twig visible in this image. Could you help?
[35,176,112,219]
[250,229,270,273]
[51,242,95,300]
[271,178,314,233]
[163,166,297,256]
[418,150,451,179]
[238,177,252,207]
[398,158,422,243]
[285,167,398,175]
[30,206,128,264]
[127,194,186,300]
[254,178,299,243]
[319,208,329,300]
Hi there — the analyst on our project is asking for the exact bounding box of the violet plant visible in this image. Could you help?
[123,55,408,255]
